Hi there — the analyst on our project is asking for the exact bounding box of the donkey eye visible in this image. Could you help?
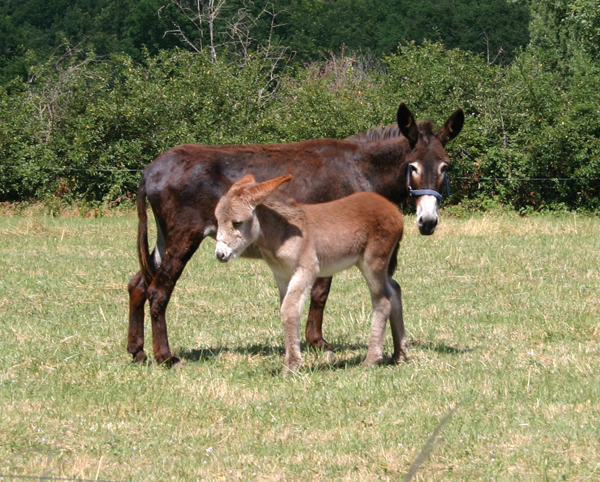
[232,221,244,229]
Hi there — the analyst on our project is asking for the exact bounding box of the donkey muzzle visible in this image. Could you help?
[415,195,440,236]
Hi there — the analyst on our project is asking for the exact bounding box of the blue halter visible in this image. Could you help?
[407,164,450,201]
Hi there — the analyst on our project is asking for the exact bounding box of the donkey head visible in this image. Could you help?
[398,103,464,235]
[215,173,293,262]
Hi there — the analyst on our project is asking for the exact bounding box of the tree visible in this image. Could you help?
[377,0,530,63]
[529,0,600,69]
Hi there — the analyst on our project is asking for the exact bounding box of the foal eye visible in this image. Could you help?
[232,221,244,229]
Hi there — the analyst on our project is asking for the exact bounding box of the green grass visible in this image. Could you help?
[0,211,599,481]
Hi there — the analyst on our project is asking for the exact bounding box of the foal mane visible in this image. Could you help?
[348,120,436,144]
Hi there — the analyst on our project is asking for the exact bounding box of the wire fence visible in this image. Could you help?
[0,475,123,482]
[0,165,143,173]
[1,165,598,182]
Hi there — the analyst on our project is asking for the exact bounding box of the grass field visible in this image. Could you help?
[0,210,599,481]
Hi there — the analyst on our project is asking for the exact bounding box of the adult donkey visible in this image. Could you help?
[128,103,464,365]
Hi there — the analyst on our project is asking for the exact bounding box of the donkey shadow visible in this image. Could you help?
[179,342,368,374]
[179,343,283,362]
[410,339,478,355]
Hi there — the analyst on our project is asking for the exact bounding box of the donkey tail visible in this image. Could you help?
[137,177,155,287]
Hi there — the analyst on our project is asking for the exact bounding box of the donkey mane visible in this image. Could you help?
[348,120,436,143]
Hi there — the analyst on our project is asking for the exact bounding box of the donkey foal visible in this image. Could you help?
[215,174,407,373]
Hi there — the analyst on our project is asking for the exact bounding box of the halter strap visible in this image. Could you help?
[407,164,450,200]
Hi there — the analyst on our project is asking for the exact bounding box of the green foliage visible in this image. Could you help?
[268,56,389,141]
[0,0,180,83]
[383,41,600,211]
[529,0,600,70]
[377,0,530,63]
[0,48,289,202]
[0,0,532,84]
[1,1,599,212]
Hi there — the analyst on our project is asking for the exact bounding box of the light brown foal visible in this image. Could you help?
[214,174,407,373]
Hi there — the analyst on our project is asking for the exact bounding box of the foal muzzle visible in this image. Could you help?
[215,241,234,263]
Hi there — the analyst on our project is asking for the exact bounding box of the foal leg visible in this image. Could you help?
[388,278,408,363]
[281,273,316,374]
[127,271,148,363]
[306,277,334,352]
[362,293,392,367]
[360,267,392,367]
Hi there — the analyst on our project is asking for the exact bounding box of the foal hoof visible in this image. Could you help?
[282,361,303,377]
[392,351,408,364]
[361,356,383,368]
[322,350,336,364]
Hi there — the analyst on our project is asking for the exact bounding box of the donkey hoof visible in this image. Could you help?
[310,338,334,352]
[392,351,408,364]
[132,351,148,363]
[157,355,181,368]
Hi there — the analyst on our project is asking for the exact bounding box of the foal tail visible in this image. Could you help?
[137,177,155,287]
[388,242,400,277]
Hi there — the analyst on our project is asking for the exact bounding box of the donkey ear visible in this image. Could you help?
[397,103,419,150]
[437,108,464,145]
[247,174,293,207]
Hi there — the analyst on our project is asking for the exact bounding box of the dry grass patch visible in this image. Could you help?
[1,212,599,480]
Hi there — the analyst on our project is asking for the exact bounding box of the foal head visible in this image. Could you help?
[398,104,464,235]
[215,174,293,262]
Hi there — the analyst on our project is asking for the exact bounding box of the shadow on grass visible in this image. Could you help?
[180,339,475,359]
[178,343,283,362]
[410,339,478,355]
[178,341,401,373]
[176,339,475,372]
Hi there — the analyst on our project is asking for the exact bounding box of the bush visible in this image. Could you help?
[0,42,599,211]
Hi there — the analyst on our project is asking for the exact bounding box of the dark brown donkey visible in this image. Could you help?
[128,103,464,365]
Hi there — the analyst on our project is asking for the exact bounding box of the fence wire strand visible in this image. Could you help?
[1,165,598,182]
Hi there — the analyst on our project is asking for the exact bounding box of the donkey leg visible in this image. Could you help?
[306,277,334,352]
[127,271,148,363]
[147,272,181,366]
[388,278,408,363]
[147,238,201,366]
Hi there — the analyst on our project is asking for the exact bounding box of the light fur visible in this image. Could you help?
[215,174,408,373]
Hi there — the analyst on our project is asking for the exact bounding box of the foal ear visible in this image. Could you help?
[235,173,257,186]
[229,173,257,196]
[437,107,465,145]
[248,174,293,207]
[397,102,419,150]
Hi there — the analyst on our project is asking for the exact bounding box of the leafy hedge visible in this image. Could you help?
[1,43,599,211]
